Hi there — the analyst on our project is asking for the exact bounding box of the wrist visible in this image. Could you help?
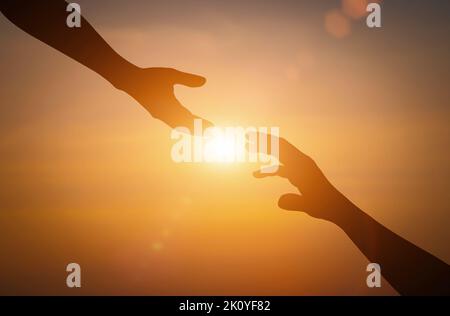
[103,58,141,92]
[333,198,363,230]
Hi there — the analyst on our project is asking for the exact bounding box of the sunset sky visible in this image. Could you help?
[0,0,449,295]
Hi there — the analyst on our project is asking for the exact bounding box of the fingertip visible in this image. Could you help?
[175,70,206,87]
[278,193,301,210]
[189,74,206,87]
[196,75,207,86]
[277,195,288,209]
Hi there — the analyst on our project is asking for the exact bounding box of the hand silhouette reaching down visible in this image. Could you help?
[251,134,450,295]
[116,67,211,129]
[0,1,211,130]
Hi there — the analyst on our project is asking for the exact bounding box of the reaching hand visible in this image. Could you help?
[0,1,212,131]
[252,135,351,223]
[252,134,450,295]
[118,67,212,130]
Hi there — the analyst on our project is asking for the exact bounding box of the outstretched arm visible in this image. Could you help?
[0,0,210,129]
[253,135,450,295]
[334,201,450,295]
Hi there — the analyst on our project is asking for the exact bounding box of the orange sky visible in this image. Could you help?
[0,0,449,295]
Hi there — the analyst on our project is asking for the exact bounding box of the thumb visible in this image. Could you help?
[172,69,206,87]
[278,193,307,212]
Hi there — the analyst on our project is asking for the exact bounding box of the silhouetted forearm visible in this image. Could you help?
[0,0,137,89]
[336,201,450,295]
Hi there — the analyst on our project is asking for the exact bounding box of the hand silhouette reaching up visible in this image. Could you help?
[0,1,210,130]
[253,136,350,223]
[252,134,450,295]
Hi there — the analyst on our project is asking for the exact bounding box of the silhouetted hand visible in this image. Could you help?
[252,135,351,223]
[252,134,450,295]
[117,67,212,130]
[0,1,212,131]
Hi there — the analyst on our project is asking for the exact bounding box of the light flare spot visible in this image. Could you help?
[324,9,351,39]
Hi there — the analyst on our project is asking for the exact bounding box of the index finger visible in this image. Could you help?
[246,132,310,167]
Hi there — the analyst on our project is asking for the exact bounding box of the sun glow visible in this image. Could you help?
[170,120,280,174]
[203,133,237,163]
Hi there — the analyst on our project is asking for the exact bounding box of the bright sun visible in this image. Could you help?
[203,134,237,163]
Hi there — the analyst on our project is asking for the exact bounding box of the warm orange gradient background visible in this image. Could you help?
[1,0,449,295]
